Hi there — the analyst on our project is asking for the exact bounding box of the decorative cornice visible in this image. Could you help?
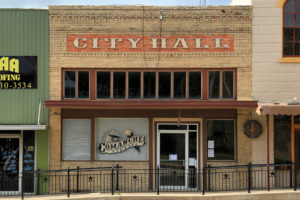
[49,6,252,21]
[50,15,252,22]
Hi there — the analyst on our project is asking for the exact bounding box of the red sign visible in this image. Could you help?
[67,34,234,52]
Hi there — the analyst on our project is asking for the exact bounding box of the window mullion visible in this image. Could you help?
[141,71,144,99]
[186,71,189,100]
[155,71,158,99]
[294,0,296,56]
[220,71,223,100]
[110,71,113,99]
[125,71,129,99]
[171,71,174,99]
[76,71,79,99]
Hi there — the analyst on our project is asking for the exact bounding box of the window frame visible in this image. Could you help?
[62,68,236,101]
[63,69,90,100]
[62,118,92,161]
[96,71,111,99]
[283,0,300,57]
[208,70,235,100]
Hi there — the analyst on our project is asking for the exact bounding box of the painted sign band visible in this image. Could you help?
[67,34,234,52]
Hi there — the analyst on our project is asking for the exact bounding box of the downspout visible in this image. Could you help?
[38,97,42,125]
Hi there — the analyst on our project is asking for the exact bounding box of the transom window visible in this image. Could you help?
[64,70,89,99]
[283,0,300,56]
[208,70,234,99]
[63,69,235,100]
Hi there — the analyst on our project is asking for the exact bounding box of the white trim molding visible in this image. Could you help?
[0,125,48,130]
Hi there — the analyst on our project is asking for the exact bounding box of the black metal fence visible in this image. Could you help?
[0,163,299,199]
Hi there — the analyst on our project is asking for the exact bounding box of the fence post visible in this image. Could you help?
[67,167,70,197]
[37,169,40,195]
[116,164,119,191]
[248,162,251,193]
[290,164,293,188]
[207,165,211,191]
[202,166,206,195]
[294,162,297,191]
[111,167,114,195]
[156,165,160,195]
[21,170,24,200]
[76,166,80,193]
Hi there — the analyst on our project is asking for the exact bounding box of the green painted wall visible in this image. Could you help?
[0,9,49,124]
[36,130,48,170]
[36,130,49,194]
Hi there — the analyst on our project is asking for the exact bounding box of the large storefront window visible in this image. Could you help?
[96,118,148,161]
[207,120,235,160]
[274,115,291,163]
[63,119,91,160]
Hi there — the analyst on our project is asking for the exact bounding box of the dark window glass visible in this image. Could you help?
[208,71,220,99]
[97,72,110,99]
[274,115,291,164]
[296,14,300,27]
[283,0,300,56]
[296,42,300,55]
[144,72,156,99]
[189,131,197,158]
[296,29,300,40]
[23,131,35,192]
[284,41,294,55]
[295,115,300,124]
[113,72,125,99]
[158,124,187,130]
[174,72,186,99]
[284,28,294,41]
[0,138,19,191]
[297,0,300,12]
[78,71,89,98]
[284,14,294,27]
[189,125,197,130]
[222,71,234,99]
[189,72,201,99]
[284,0,294,12]
[207,120,235,160]
[128,72,140,99]
[159,72,171,99]
[64,71,76,98]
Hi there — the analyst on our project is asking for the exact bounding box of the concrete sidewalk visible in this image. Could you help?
[2,190,300,200]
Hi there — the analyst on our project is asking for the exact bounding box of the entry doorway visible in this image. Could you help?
[0,135,22,193]
[157,123,198,190]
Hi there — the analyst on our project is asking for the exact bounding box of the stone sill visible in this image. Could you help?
[278,57,300,63]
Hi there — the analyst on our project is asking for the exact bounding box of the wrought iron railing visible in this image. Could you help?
[0,163,299,199]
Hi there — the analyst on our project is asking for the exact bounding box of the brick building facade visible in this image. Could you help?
[45,5,259,190]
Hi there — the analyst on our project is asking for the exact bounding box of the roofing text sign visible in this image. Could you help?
[0,56,37,89]
[67,35,234,52]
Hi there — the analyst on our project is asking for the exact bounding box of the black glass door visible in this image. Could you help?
[0,138,19,191]
[160,133,186,187]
